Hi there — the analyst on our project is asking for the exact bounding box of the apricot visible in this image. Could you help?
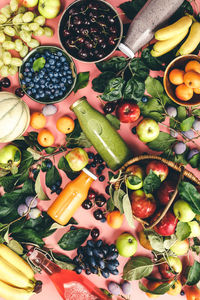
[167,280,182,296]
[169,68,185,85]
[146,281,163,298]
[37,128,55,147]
[138,230,153,250]
[185,60,200,74]
[30,112,46,129]
[56,116,75,134]
[106,211,124,229]
[194,87,200,94]
[175,84,193,101]
[184,71,200,89]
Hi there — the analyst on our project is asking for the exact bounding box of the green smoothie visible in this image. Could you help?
[70,97,132,171]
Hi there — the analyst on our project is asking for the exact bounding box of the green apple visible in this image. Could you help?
[125,165,144,190]
[167,256,182,274]
[188,221,200,238]
[18,0,38,7]
[116,233,137,257]
[136,118,160,143]
[173,200,195,222]
[0,145,21,170]
[170,239,189,256]
[38,0,61,19]
[65,148,88,172]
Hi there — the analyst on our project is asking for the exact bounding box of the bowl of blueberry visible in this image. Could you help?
[19,46,77,104]
[59,0,123,63]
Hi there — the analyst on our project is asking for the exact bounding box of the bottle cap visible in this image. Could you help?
[82,168,97,180]
[118,43,135,59]
[70,96,87,111]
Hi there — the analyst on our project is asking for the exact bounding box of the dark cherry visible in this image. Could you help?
[73,27,81,35]
[84,39,93,49]
[77,36,85,44]
[80,4,87,13]
[98,20,107,27]
[109,26,117,34]
[90,26,99,34]
[89,11,98,19]
[78,49,88,59]
[1,77,11,88]
[82,199,93,210]
[108,36,116,46]
[91,228,100,239]
[69,7,79,15]
[83,18,91,26]
[103,102,116,114]
[80,27,89,36]
[88,3,100,10]
[93,209,104,220]
[107,15,115,24]
[65,39,76,48]
[95,51,104,59]
[105,185,110,195]
[88,189,96,200]
[15,87,25,97]
[73,15,83,26]
[95,195,106,207]
[63,28,70,37]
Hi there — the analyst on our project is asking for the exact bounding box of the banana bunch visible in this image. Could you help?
[0,244,36,300]
[151,15,200,57]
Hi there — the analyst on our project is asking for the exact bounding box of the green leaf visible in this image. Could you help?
[51,252,75,270]
[141,48,164,71]
[186,261,200,285]
[123,256,153,280]
[163,234,177,249]
[119,0,147,20]
[143,170,161,194]
[178,182,200,214]
[123,77,145,101]
[14,150,21,162]
[146,230,165,252]
[105,114,120,130]
[58,228,90,250]
[107,197,115,212]
[129,58,149,81]
[96,56,127,72]
[35,173,49,200]
[139,281,175,295]
[147,132,176,152]
[145,76,164,98]
[101,77,125,101]
[113,189,125,214]
[123,194,135,228]
[45,166,62,189]
[92,71,115,93]
[177,106,187,122]
[138,97,165,122]
[99,289,112,298]
[33,57,46,72]
[73,72,89,93]
[27,147,41,160]
[180,116,195,131]
[192,108,200,117]
[176,222,191,241]
[11,229,44,247]
[66,120,92,148]
[127,175,141,185]
[58,156,79,180]
[189,153,200,169]
[45,147,57,154]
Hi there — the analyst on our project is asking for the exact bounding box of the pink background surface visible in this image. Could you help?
[0,0,200,300]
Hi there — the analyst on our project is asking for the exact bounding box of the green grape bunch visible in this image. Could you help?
[0,0,54,77]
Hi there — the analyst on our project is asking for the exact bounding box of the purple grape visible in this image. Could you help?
[174,142,186,154]
[187,148,199,160]
[166,106,177,117]
[42,104,57,116]
[25,196,38,208]
[193,119,200,131]
[107,282,121,295]
[17,204,28,216]
[121,281,132,295]
[29,208,41,219]
[170,129,178,138]
[182,130,195,139]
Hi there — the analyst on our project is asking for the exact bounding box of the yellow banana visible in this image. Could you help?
[176,22,200,55]
[152,29,189,56]
[155,15,192,40]
[0,244,35,281]
[0,255,34,289]
[0,280,34,300]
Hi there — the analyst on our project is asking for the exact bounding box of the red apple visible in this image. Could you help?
[152,210,178,236]
[116,101,140,123]
[18,0,38,7]
[157,180,176,206]
[158,256,182,279]
[146,160,169,182]
[130,189,156,219]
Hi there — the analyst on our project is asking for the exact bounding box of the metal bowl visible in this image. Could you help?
[19,45,77,104]
[58,0,123,63]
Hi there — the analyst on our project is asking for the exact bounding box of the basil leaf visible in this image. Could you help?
[101,77,125,101]
[33,57,46,72]
[106,114,120,130]
[178,182,200,214]
[123,194,135,228]
[147,132,176,152]
[176,221,191,241]
[143,170,161,194]
[180,116,195,131]
[123,77,145,101]
[119,0,147,20]
[186,261,200,285]
[45,166,62,189]
[92,71,115,93]
[58,228,90,250]
[123,256,153,280]
[96,57,127,72]
[141,48,164,71]
[73,72,89,93]
[139,281,175,295]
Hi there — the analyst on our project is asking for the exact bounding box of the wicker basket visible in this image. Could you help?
[114,154,200,229]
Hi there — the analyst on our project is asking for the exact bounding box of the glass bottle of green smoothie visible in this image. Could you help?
[70,97,132,171]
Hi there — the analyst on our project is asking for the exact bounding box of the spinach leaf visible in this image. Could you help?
[73,72,89,93]
[141,48,164,71]
[45,166,62,189]
[145,76,164,98]
[123,256,153,280]
[143,170,161,194]
[138,97,165,122]
[101,77,125,101]
[147,132,176,152]
[96,57,127,72]
[58,228,90,250]
[178,182,200,215]
[123,77,145,101]
[119,0,147,20]
[129,58,149,81]
[11,229,44,247]
[92,71,115,93]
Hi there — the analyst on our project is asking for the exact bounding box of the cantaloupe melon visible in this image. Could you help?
[0,92,30,143]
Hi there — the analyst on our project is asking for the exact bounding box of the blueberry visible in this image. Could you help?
[61,77,67,83]
[85,268,91,275]
[33,76,40,83]
[101,269,110,278]
[109,269,119,275]
[54,73,59,78]
[25,77,31,83]
[49,83,53,89]
[88,152,94,159]
[31,88,36,94]
[180,290,185,296]
[99,175,105,182]
[91,162,96,168]
[109,244,116,252]
[63,65,69,70]
[57,51,63,56]
[75,266,82,274]
[100,217,106,223]
[35,84,40,89]
[50,95,54,100]
[27,88,32,95]
[131,127,137,134]
[111,260,119,267]
[50,65,56,70]
[51,185,57,192]
[56,180,62,187]
[45,63,50,68]
[56,187,62,195]
[141,96,148,103]
[60,56,67,62]
[70,226,76,231]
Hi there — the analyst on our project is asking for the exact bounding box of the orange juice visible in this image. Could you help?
[47,168,97,225]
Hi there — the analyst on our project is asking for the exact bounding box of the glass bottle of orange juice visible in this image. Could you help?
[47,168,97,225]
